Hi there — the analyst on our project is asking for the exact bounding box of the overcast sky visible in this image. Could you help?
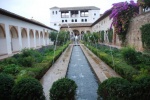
[0,0,137,26]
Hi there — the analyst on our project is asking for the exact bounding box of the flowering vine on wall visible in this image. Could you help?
[110,0,139,45]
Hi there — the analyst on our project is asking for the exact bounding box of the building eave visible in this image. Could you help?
[0,8,57,31]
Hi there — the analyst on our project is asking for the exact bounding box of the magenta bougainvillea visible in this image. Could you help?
[110,0,139,43]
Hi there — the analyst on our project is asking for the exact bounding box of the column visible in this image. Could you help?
[5,24,12,54]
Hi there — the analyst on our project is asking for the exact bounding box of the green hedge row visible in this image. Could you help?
[0,42,70,81]
[98,77,150,100]
[0,73,45,100]
[84,43,138,81]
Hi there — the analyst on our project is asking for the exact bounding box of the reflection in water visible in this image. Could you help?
[67,46,99,100]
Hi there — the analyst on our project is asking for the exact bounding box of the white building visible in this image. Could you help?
[91,9,121,45]
[0,8,56,56]
[50,6,100,30]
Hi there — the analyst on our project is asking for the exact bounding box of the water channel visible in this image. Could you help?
[67,45,99,100]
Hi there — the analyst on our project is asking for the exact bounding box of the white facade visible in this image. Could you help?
[0,9,56,56]
[50,6,100,30]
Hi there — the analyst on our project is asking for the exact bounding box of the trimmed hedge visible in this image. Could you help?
[85,43,138,81]
[98,77,150,100]
[0,73,15,100]
[98,77,131,100]
[0,41,70,81]
[12,77,45,100]
[50,78,77,100]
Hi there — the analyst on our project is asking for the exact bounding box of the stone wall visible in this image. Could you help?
[126,11,150,51]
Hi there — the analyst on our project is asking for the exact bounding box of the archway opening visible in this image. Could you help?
[45,32,48,45]
[0,25,7,55]
[40,32,43,46]
[36,31,40,47]
[10,26,19,52]
[21,28,28,49]
[29,30,34,48]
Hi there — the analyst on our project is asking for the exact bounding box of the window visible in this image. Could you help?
[72,19,74,22]
[56,11,57,14]
[94,13,96,16]
[75,19,77,22]
[85,19,87,22]
[80,10,89,17]
[65,20,67,22]
[61,11,69,18]
[81,19,84,22]
[71,10,78,17]
[62,20,64,22]
[52,11,54,15]
[54,23,56,26]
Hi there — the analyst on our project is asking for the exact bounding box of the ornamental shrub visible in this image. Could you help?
[110,1,138,43]
[3,64,20,75]
[140,23,150,49]
[12,77,45,100]
[97,77,131,100]
[121,46,139,65]
[50,78,77,100]
[0,73,15,100]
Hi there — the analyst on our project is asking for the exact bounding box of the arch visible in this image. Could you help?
[73,29,80,40]
[21,28,28,49]
[36,31,40,47]
[40,31,43,46]
[29,29,34,48]
[73,30,80,36]
[81,31,84,40]
[0,25,7,55]
[45,32,48,45]
[86,30,90,33]
[10,26,19,52]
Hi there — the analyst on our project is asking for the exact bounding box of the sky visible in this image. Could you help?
[0,0,137,26]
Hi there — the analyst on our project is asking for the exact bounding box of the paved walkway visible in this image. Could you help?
[40,43,121,100]
[80,44,121,82]
[40,44,73,100]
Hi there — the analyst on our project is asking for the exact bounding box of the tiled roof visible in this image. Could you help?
[0,8,57,31]
[91,8,112,26]
[61,23,92,28]
[50,6,59,9]
[59,6,100,11]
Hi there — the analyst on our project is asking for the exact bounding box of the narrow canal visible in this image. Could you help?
[67,45,99,100]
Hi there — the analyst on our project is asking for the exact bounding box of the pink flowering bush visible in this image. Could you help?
[110,0,139,44]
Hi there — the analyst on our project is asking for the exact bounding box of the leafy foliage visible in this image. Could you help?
[138,0,150,9]
[107,29,113,43]
[3,64,20,75]
[50,78,77,100]
[50,31,69,45]
[110,1,138,44]
[0,73,14,100]
[100,31,104,43]
[140,23,150,49]
[98,77,131,100]
[121,46,139,65]
[98,76,150,100]
[12,77,45,100]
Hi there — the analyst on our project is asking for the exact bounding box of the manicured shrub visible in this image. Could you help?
[12,77,45,100]
[98,77,131,100]
[3,57,18,65]
[19,56,35,67]
[50,78,77,100]
[3,64,20,75]
[121,47,139,65]
[0,73,15,100]
[131,76,150,100]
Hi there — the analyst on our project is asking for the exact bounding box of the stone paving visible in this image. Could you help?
[40,43,121,100]
[40,44,73,100]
